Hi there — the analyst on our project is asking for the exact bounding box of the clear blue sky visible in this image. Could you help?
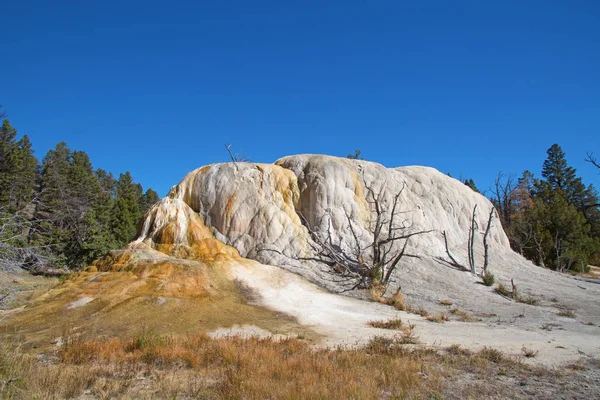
[2,1,599,196]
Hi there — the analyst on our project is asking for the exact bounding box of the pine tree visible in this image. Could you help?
[62,151,105,268]
[541,144,577,193]
[111,172,141,246]
[140,188,159,215]
[13,135,38,211]
[528,144,600,271]
[463,178,479,193]
[31,142,73,266]
[0,120,36,212]
[0,120,18,208]
[95,169,116,197]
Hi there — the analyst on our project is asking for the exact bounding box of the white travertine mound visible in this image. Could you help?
[135,155,510,290]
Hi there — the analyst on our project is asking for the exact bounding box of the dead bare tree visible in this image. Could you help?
[443,204,496,279]
[0,207,63,276]
[225,143,250,164]
[482,208,495,276]
[467,204,478,274]
[291,181,433,290]
[490,172,516,230]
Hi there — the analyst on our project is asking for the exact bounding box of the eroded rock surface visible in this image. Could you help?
[135,155,509,291]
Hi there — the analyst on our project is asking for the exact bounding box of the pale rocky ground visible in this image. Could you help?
[226,256,600,367]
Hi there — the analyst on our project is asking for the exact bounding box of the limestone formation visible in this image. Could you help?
[134,155,510,291]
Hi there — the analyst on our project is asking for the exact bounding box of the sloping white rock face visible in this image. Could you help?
[136,155,510,290]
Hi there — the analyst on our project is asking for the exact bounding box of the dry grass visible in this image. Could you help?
[371,285,407,311]
[495,282,539,305]
[517,295,539,305]
[370,287,432,320]
[477,346,504,363]
[426,313,450,323]
[368,317,404,330]
[521,346,539,358]
[403,305,429,317]
[367,320,418,345]
[557,310,576,318]
[446,344,472,356]
[2,331,597,399]
[540,322,561,331]
[448,307,476,322]
[1,332,440,399]
[495,282,513,298]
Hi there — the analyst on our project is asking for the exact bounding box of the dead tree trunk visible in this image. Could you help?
[481,208,494,277]
[443,204,498,279]
[442,230,465,269]
[467,204,478,274]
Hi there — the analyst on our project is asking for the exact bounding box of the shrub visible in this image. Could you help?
[495,283,512,298]
[477,347,504,363]
[482,272,495,286]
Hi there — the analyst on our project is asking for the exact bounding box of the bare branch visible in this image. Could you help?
[294,178,432,288]
[586,152,600,170]
[442,230,465,269]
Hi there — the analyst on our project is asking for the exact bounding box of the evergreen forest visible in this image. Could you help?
[0,115,158,275]
[489,143,600,272]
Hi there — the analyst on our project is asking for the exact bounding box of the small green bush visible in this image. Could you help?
[482,272,495,286]
[495,283,512,297]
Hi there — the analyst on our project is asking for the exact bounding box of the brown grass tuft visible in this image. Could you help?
[448,307,476,322]
[371,285,407,311]
[426,313,450,323]
[477,347,504,363]
[368,318,404,330]
[521,346,538,358]
[557,310,576,318]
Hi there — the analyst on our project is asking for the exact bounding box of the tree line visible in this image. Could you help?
[0,116,158,274]
[490,144,599,272]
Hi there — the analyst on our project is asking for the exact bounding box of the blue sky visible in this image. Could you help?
[2,1,599,196]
